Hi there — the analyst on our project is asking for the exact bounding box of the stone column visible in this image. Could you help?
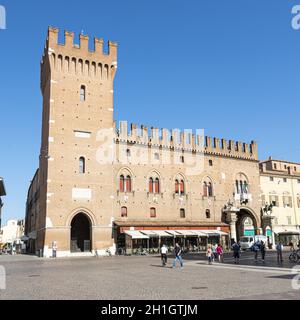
[223,208,239,243]
[229,212,238,243]
[262,215,275,249]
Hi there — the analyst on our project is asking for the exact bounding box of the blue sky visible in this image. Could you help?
[0,0,300,223]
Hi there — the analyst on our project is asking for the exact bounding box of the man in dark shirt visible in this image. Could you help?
[232,241,241,264]
[172,243,183,268]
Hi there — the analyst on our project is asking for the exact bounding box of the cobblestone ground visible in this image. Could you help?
[0,251,300,300]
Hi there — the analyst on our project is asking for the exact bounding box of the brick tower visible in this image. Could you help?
[37,27,118,256]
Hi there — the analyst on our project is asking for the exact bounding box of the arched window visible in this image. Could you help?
[208,182,213,197]
[236,180,240,194]
[150,207,156,218]
[79,157,85,174]
[180,208,185,218]
[154,178,160,194]
[180,180,185,195]
[175,179,179,194]
[125,176,132,192]
[235,173,249,195]
[121,207,127,218]
[203,178,213,197]
[203,182,208,197]
[120,175,125,192]
[243,181,249,194]
[80,85,86,101]
[149,178,154,193]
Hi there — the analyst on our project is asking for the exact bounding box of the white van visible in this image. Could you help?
[239,235,267,251]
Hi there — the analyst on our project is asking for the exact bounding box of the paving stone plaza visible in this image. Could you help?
[0,251,300,300]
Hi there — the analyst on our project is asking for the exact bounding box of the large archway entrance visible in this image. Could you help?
[70,213,92,252]
[236,209,258,241]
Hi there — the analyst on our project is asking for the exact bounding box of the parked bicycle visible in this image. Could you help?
[289,249,300,263]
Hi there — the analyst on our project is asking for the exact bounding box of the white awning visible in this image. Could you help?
[165,230,183,237]
[152,230,174,238]
[190,230,209,237]
[175,230,198,237]
[201,230,229,237]
[140,230,159,237]
[125,231,149,239]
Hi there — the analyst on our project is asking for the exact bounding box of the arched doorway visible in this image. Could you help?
[70,213,92,252]
[236,209,258,241]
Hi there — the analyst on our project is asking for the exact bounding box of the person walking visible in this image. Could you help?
[206,245,213,265]
[231,241,240,264]
[252,240,261,262]
[161,244,168,266]
[276,241,284,263]
[172,243,183,268]
[211,244,217,262]
[217,244,224,263]
[260,240,266,263]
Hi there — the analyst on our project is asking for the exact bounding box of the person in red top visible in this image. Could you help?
[216,244,224,263]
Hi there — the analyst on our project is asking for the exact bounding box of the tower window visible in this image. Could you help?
[80,85,86,101]
[180,156,184,163]
[121,207,127,218]
[206,209,211,219]
[203,180,213,197]
[150,207,156,218]
[209,160,213,166]
[79,157,85,174]
[180,208,185,219]
[175,180,179,194]
[180,180,185,195]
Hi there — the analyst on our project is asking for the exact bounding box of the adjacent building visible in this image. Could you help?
[260,158,300,246]
[0,219,25,244]
[26,27,266,257]
[0,177,6,230]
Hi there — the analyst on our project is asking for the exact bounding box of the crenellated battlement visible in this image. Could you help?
[40,27,118,92]
[115,121,258,161]
[45,26,117,59]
